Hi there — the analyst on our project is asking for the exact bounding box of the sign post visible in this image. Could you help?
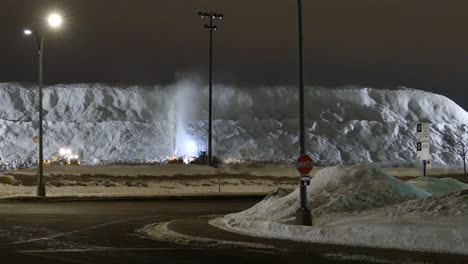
[416,123,430,176]
[295,154,313,225]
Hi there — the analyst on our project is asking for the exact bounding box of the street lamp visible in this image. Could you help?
[48,13,63,28]
[197,11,224,167]
[23,12,64,197]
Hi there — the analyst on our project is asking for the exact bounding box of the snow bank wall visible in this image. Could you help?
[0,82,466,166]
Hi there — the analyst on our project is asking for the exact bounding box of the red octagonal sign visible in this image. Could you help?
[297,154,313,175]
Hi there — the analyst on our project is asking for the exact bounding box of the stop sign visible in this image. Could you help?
[297,154,313,175]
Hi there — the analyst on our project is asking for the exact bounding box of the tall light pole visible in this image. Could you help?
[24,13,63,197]
[295,0,312,226]
[197,11,224,167]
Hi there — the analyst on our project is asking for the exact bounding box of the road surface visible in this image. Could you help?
[0,199,465,263]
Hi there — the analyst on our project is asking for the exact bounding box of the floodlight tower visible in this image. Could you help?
[197,11,224,167]
[23,12,64,197]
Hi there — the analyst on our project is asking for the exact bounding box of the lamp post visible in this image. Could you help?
[24,13,63,197]
[197,11,224,167]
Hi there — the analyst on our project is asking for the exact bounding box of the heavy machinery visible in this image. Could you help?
[44,148,80,165]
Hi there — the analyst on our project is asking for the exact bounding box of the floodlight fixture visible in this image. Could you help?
[48,13,63,28]
[59,148,66,155]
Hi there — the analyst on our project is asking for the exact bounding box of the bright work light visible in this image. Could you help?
[59,148,66,155]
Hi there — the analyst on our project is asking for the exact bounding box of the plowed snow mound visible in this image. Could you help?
[217,166,468,255]
[226,165,430,223]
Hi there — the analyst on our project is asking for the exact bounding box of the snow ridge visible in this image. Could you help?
[0,82,466,165]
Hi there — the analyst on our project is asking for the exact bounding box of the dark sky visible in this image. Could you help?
[1,0,468,110]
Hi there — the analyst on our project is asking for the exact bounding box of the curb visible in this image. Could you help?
[0,193,267,203]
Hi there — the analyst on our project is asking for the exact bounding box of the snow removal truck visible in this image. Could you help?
[43,148,81,165]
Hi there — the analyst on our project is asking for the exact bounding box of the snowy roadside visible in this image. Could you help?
[2,164,302,177]
[4,164,464,178]
[0,164,465,198]
[0,164,299,197]
[0,175,295,198]
[208,165,468,255]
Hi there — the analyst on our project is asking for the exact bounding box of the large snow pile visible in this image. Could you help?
[215,166,468,254]
[0,81,467,166]
[224,165,430,223]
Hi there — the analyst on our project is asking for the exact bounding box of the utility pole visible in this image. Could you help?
[198,11,224,167]
[295,0,312,226]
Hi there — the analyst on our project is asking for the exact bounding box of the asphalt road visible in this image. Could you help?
[1,199,464,264]
[0,199,362,264]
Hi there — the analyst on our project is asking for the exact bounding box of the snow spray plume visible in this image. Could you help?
[165,75,206,157]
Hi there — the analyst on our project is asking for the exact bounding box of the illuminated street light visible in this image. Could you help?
[47,13,63,28]
[23,12,65,197]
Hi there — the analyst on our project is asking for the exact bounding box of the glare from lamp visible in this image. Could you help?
[48,13,63,28]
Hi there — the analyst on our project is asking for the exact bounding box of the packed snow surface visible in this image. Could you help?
[217,166,468,254]
[0,82,467,166]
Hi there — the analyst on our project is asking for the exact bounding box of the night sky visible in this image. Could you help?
[1,0,467,110]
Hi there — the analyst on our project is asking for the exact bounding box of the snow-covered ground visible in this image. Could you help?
[0,82,467,167]
[3,164,300,177]
[0,164,464,197]
[212,165,468,254]
[0,164,300,197]
[4,163,464,177]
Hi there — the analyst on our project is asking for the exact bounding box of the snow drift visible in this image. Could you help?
[0,81,467,165]
[216,166,468,254]
[224,165,431,223]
